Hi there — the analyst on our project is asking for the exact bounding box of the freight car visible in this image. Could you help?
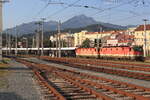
[75,46,143,60]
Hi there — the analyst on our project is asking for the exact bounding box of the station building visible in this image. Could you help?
[73,30,118,47]
[134,24,150,54]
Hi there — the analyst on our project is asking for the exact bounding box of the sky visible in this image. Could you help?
[3,0,150,29]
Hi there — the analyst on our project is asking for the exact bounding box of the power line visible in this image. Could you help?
[110,11,148,25]
[51,3,102,10]
[46,0,82,19]
[91,0,138,17]
[34,3,50,18]
[33,0,52,20]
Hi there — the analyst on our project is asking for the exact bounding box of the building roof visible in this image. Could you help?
[107,32,134,44]
[85,30,126,35]
[85,31,118,34]
[135,24,150,31]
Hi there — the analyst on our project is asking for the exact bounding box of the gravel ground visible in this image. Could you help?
[73,63,150,74]
[26,57,150,88]
[0,60,41,100]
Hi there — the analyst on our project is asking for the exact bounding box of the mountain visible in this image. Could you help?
[22,23,123,40]
[7,21,58,35]
[62,15,98,29]
[5,15,129,35]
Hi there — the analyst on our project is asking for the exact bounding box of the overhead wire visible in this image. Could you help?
[35,0,136,20]
[34,3,50,18]
[111,10,150,24]
[45,0,82,19]
[33,0,150,26]
[91,0,138,17]
[47,2,102,10]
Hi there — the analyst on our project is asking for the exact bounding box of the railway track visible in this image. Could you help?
[16,58,150,100]
[36,56,150,81]
[39,56,150,72]
[17,59,111,100]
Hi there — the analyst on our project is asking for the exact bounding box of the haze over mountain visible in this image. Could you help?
[6,15,134,35]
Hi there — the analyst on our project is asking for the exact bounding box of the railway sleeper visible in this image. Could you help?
[56,72,113,100]
[18,58,150,100]
[44,58,150,81]
[81,82,136,100]
[63,72,150,100]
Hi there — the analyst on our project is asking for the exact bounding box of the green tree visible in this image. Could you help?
[81,38,91,48]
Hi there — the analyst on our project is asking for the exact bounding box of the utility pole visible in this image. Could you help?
[32,36,35,48]
[143,19,148,57]
[5,30,8,55]
[56,34,58,57]
[58,20,61,58]
[8,31,11,54]
[35,21,41,56]
[0,0,9,60]
[15,26,18,56]
[41,18,46,56]
[23,37,28,55]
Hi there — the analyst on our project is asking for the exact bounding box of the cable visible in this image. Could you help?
[91,0,138,17]
[46,0,82,19]
[34,3,50,18]
[111,10,148,24]
[47,2,102,10]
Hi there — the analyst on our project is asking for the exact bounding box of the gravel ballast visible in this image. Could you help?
[0,60,41,100]
[26,57,150,88]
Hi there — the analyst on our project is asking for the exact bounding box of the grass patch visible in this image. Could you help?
[0,79,8,88]
[0,58,11,64]
[0,64,9,76]
[0,64,9,88]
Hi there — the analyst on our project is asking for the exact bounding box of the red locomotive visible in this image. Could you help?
[75,46,143,60]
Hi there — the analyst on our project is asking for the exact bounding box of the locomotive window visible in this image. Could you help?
[129,48,132,51]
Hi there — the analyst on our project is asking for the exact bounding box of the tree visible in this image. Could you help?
[133,46,143,52]
[81,38,91,48]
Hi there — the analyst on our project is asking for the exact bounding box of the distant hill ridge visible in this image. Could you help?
[6,15,135,35]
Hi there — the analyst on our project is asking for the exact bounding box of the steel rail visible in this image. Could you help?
[16,59,66,100]
[40,56,150,72]
[39,57,150,81]
[59,72,150,100]
[17,58,150,99]
[17,59,112,100]
[55,72,113,100]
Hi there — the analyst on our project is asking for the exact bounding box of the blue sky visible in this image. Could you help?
[3,0,150,29]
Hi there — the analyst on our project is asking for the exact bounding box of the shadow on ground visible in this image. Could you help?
[0,67,30,71]
[0,92,26,100]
